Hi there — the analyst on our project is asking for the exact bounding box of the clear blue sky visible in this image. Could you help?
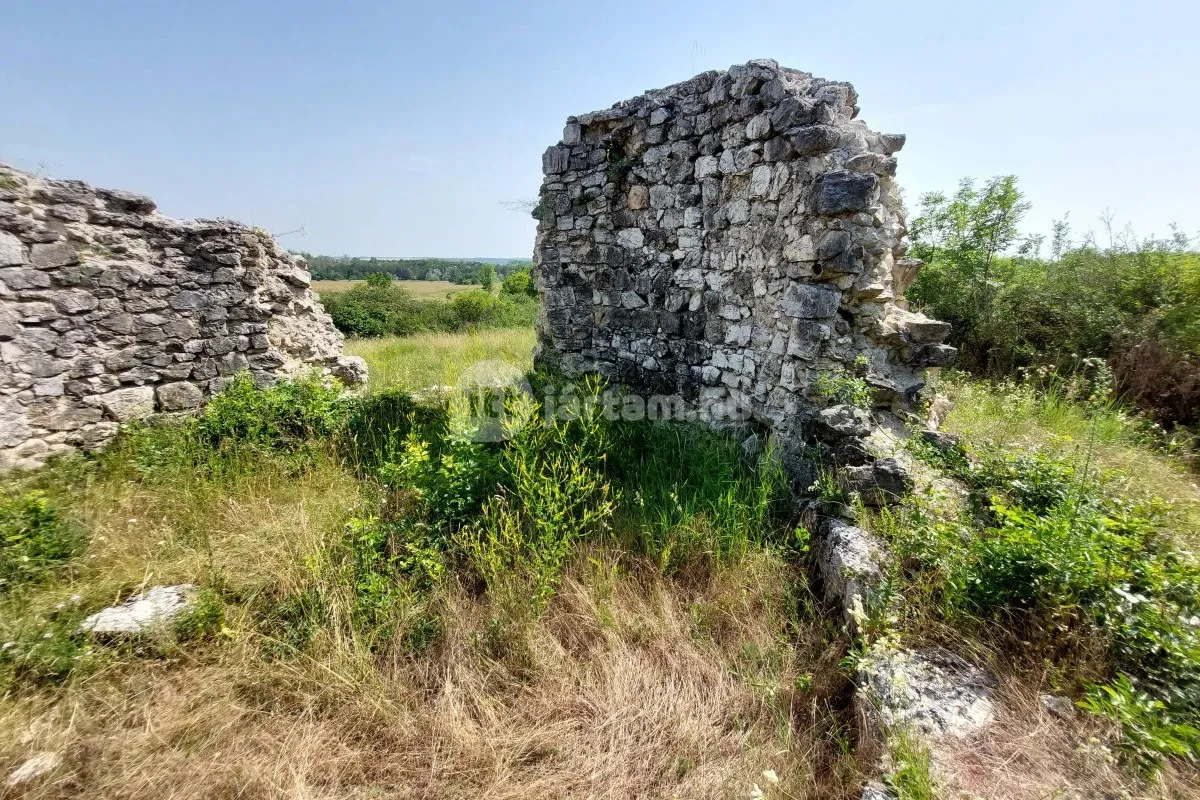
[2,0,1196,258]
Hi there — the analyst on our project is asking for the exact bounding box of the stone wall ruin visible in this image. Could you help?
[532,59,955,489]
[0,164,365,471]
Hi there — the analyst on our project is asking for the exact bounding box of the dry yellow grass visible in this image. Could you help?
[311,279,480,299]
[1,528,859,798]
[935,666,1200,800]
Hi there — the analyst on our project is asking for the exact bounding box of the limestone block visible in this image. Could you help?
[156,381,204,411]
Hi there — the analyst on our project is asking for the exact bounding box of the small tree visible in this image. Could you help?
[908,176,1030,372]
[478,264,496,292]
[364,271,393,288]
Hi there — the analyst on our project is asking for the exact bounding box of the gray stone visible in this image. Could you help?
[1040,694,1078,721]
[5,751,62,791]
[79,584,196,636]
[156,381,204,411]
[878,133,906,154]
[0,267,51,290]
[87,386,156,422]
[29,241,78,268]
[0,230,25,266]
[859,645,995,738]
[791,125,840,155]
[780,283,840,319]
[919,429,962,453]
[839,457,913,506]
[815,171,879,215]
[331,355,368,385]
[814,518,886,631]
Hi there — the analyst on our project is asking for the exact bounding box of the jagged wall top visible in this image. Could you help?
[531,59,955,477]
[0,164,364,471]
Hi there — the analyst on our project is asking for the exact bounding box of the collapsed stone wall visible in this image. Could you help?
[533,59,954,487]
[0,164,365,471]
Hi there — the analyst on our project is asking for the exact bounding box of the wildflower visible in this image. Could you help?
[762,769,780,785]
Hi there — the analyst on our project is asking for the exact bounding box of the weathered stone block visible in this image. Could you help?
[815,171,879,214]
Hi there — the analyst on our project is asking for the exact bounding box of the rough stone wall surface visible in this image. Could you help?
[0,164,365,471]
[532,59,954,484]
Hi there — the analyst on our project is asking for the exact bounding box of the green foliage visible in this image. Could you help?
[501,267,537,298]
[812,367,872,409]
[456,390,616,614]
[898,437,1200,773]
[606,419,789,571]
[322,281,537,338]
[478,264,496,292]
[1080,674,1200,775]
[364,271,393,288]
[194,372,347,450]
[885,730,936,800]
[173,587,225,641]
[909,176,1200,428]
[0,490,84,592]
[0,608,95,686]
[256,588,327,660]
[300,254,530,285]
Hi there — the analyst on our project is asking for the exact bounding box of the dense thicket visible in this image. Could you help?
[908,177,1200,429]
[322,271,538,337]
[298,253,532,284]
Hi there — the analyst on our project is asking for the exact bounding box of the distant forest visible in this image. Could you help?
[297,254,532,284]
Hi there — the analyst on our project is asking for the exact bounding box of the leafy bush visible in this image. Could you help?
[0,490,84,592]
[193,372,347,450]
[908,175,1200,429]
[456,391,615,614]
[899,439,1200,772]
[501,268,537,298]
[322,282,537,338]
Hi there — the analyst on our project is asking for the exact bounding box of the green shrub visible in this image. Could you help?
[1080,675,1200,775]
[322,282,538,339]
[812,367,872,409]
[501,268,537,298]
[456,391,616,614]
[899,437,1200,772]
[909,175,1200,428]
[194,372,347,450]
[0,490,84,592]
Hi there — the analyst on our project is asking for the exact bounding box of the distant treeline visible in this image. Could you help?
[297,254,532,285]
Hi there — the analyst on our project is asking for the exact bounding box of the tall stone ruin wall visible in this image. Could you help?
[0,164,365,471]
[533,60,955,484]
